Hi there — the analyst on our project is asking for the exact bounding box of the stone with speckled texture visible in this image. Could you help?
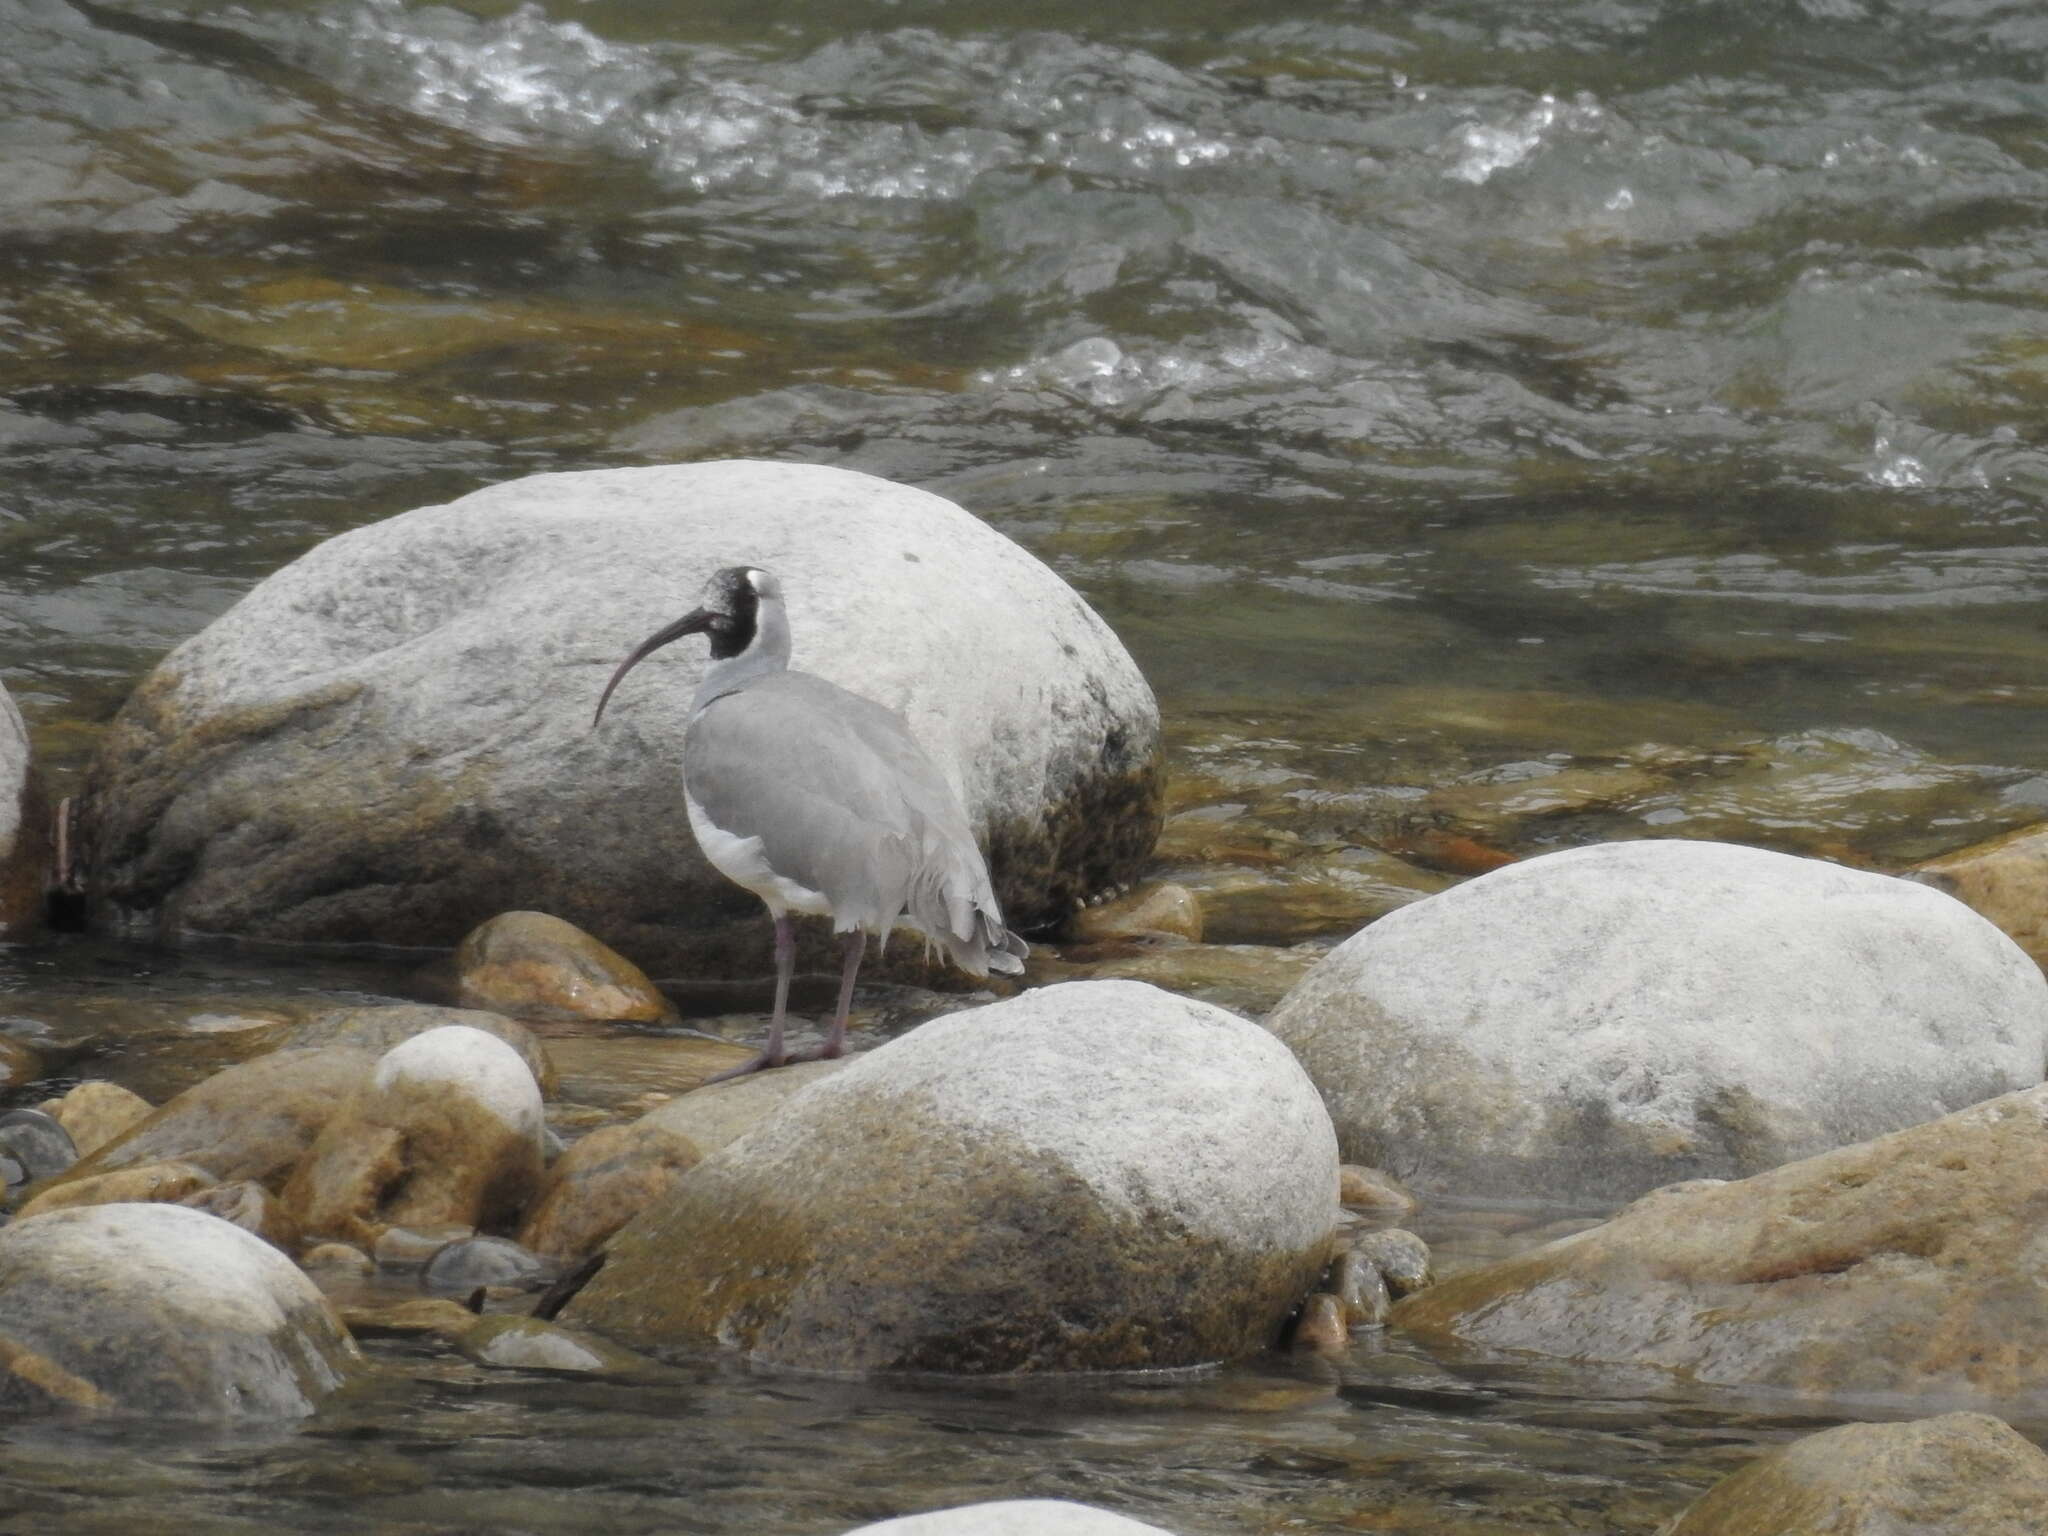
[1268,839,2048,1204]
[564,980,1339,1372]
[0,1202,360,1416]
[76,461,1161,973]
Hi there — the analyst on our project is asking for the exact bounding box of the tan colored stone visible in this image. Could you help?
[518,1120,702,1262]
[1024,940,1319,1018]
[1662,1412,2048,1535]
[1291,1293,1348,1356]
[43,1081,153,1157]
[32,1049,375,1200]
[300,1242,373,1278]
[284,1028,543,1248]
[16,1160,215,1218]
[1910,823,2048,971]
[338,1298,479,1340]
[1338,1164,1417,1215]
[544,1032,758,1109]
[1392,1085,2048,1397]
[1067,883,1203,944]
[0,1037,40,1095]
[455,910,676,1024]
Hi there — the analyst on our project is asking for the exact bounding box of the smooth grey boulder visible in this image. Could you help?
[0,1202,361,1416]
[1267,839,2048,1203]
[0,681,46,939]
[564,980,1339,1372]
[77,461,1161,972]
[845,1502,1179,1535]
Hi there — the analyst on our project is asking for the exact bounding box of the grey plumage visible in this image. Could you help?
[685,670,1025,976]
[593,563,1026,1077]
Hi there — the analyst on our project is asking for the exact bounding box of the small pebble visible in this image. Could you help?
[1338,1164,1418,1215]
[422,1235,547,1293]
[1350,1229,1433,1297]
[1332,1248,1392,1327]
[301,1242,375,1279]
[374,1223,476,1270]
[0,1109,77,1185]
[1291,1292,1349,1357]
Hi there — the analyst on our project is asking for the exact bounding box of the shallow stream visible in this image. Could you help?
[6,0,2048,1527]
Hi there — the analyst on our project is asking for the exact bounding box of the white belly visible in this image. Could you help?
[685,792,833,919]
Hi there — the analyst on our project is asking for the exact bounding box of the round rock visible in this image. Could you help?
[76,460,1162,970]
[454,910,676,1024]
[563,980,1339,1372]
[0,1203,361,1416]
[1267,839,2048,1203]
[285,1025,545,1247]
[844,1502,1179,1536]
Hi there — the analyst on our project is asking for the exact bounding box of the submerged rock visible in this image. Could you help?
[454,910,677,1024]
[1392,1084,2048,1397]
[564,981,1338,1372]
[0,1203,360,1416]
[285,1025,544,1248]
[421,1234,546,1292]
[0,1109,75,1186]
[1663,1412,2048,1535]
[1268,839,2048,1203]
[635,1058,847,1158]
[77,460,1162,971]
[1066,883,1202,944]
[458,1315,650,1375]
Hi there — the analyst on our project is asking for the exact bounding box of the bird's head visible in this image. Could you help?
[592,565,781,728]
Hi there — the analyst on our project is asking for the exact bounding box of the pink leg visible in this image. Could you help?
[807,929,864,1061]
[705,914,795,1084]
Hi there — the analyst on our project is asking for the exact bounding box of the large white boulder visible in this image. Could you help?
[846,1503,1179,1535]
[77,461,1161,971]
[563,980,1339,1372]
[1266,839,2048,1203]
[0,1202,361,1416]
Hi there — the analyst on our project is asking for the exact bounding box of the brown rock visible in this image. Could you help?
[545,1033,757,1109]
[1022,940,1319,1019]
[1332,1249,1391,1327]
[1910,823,2048,971]
[16,1160,215,1218]
[284,1005,557,1098]
[455,910,677,1024]
[300,1242,373,1279]
[338,1298,480,1340]
[284,1026,544,1248]
[33,1048,375,1199]
[1663,1412,2048,1535]
[1067,883,1203,944]
[1291,1292,1348,1356]
[0,1036,40,1095]
[43,1081,153,1157]
[1392,1084,2048,1397]
[1338,1164,1417,1215]
[518,1119,702,1262]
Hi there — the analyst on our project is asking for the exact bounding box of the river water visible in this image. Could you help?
[5,0,2048,1528]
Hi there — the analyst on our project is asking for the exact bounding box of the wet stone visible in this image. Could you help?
[1338,1164,1417,1215]
[458,1315,650,1375]
[421,1235,547,1293]
[844,1501,1180,1535]
[0,1039,43,1096]
[517,1118,703,1263]
[1066,882,1203,944]
[1909,822,2048,972]
[1350,1230,1432,1297]
[16,1159,213,1219]
[339,1298,479,1340]
[283,1005,557,1098]
[454,909,677,1025]
[0,1109,76,1185]
[40,1081,152,1157]
[300,1242,373,1279]
[181,1179,299,1253]
[373,1224,477,1271]
[637,1059,846,1160]
[1291,1292,1349,1356]
[1332,1249,1392,1327]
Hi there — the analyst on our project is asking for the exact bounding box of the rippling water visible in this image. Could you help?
[7,0,2048,1526]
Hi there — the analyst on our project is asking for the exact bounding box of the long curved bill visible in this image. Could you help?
[591,608,715,728]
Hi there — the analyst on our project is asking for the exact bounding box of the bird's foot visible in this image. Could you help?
[702,1049,787,1085]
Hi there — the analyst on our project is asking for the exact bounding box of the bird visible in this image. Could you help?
[592,565,1028,1079]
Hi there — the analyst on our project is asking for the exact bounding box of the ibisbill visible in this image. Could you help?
[592,565,1027,1079]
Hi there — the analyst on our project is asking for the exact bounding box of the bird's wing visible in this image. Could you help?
[684,674,940,935]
